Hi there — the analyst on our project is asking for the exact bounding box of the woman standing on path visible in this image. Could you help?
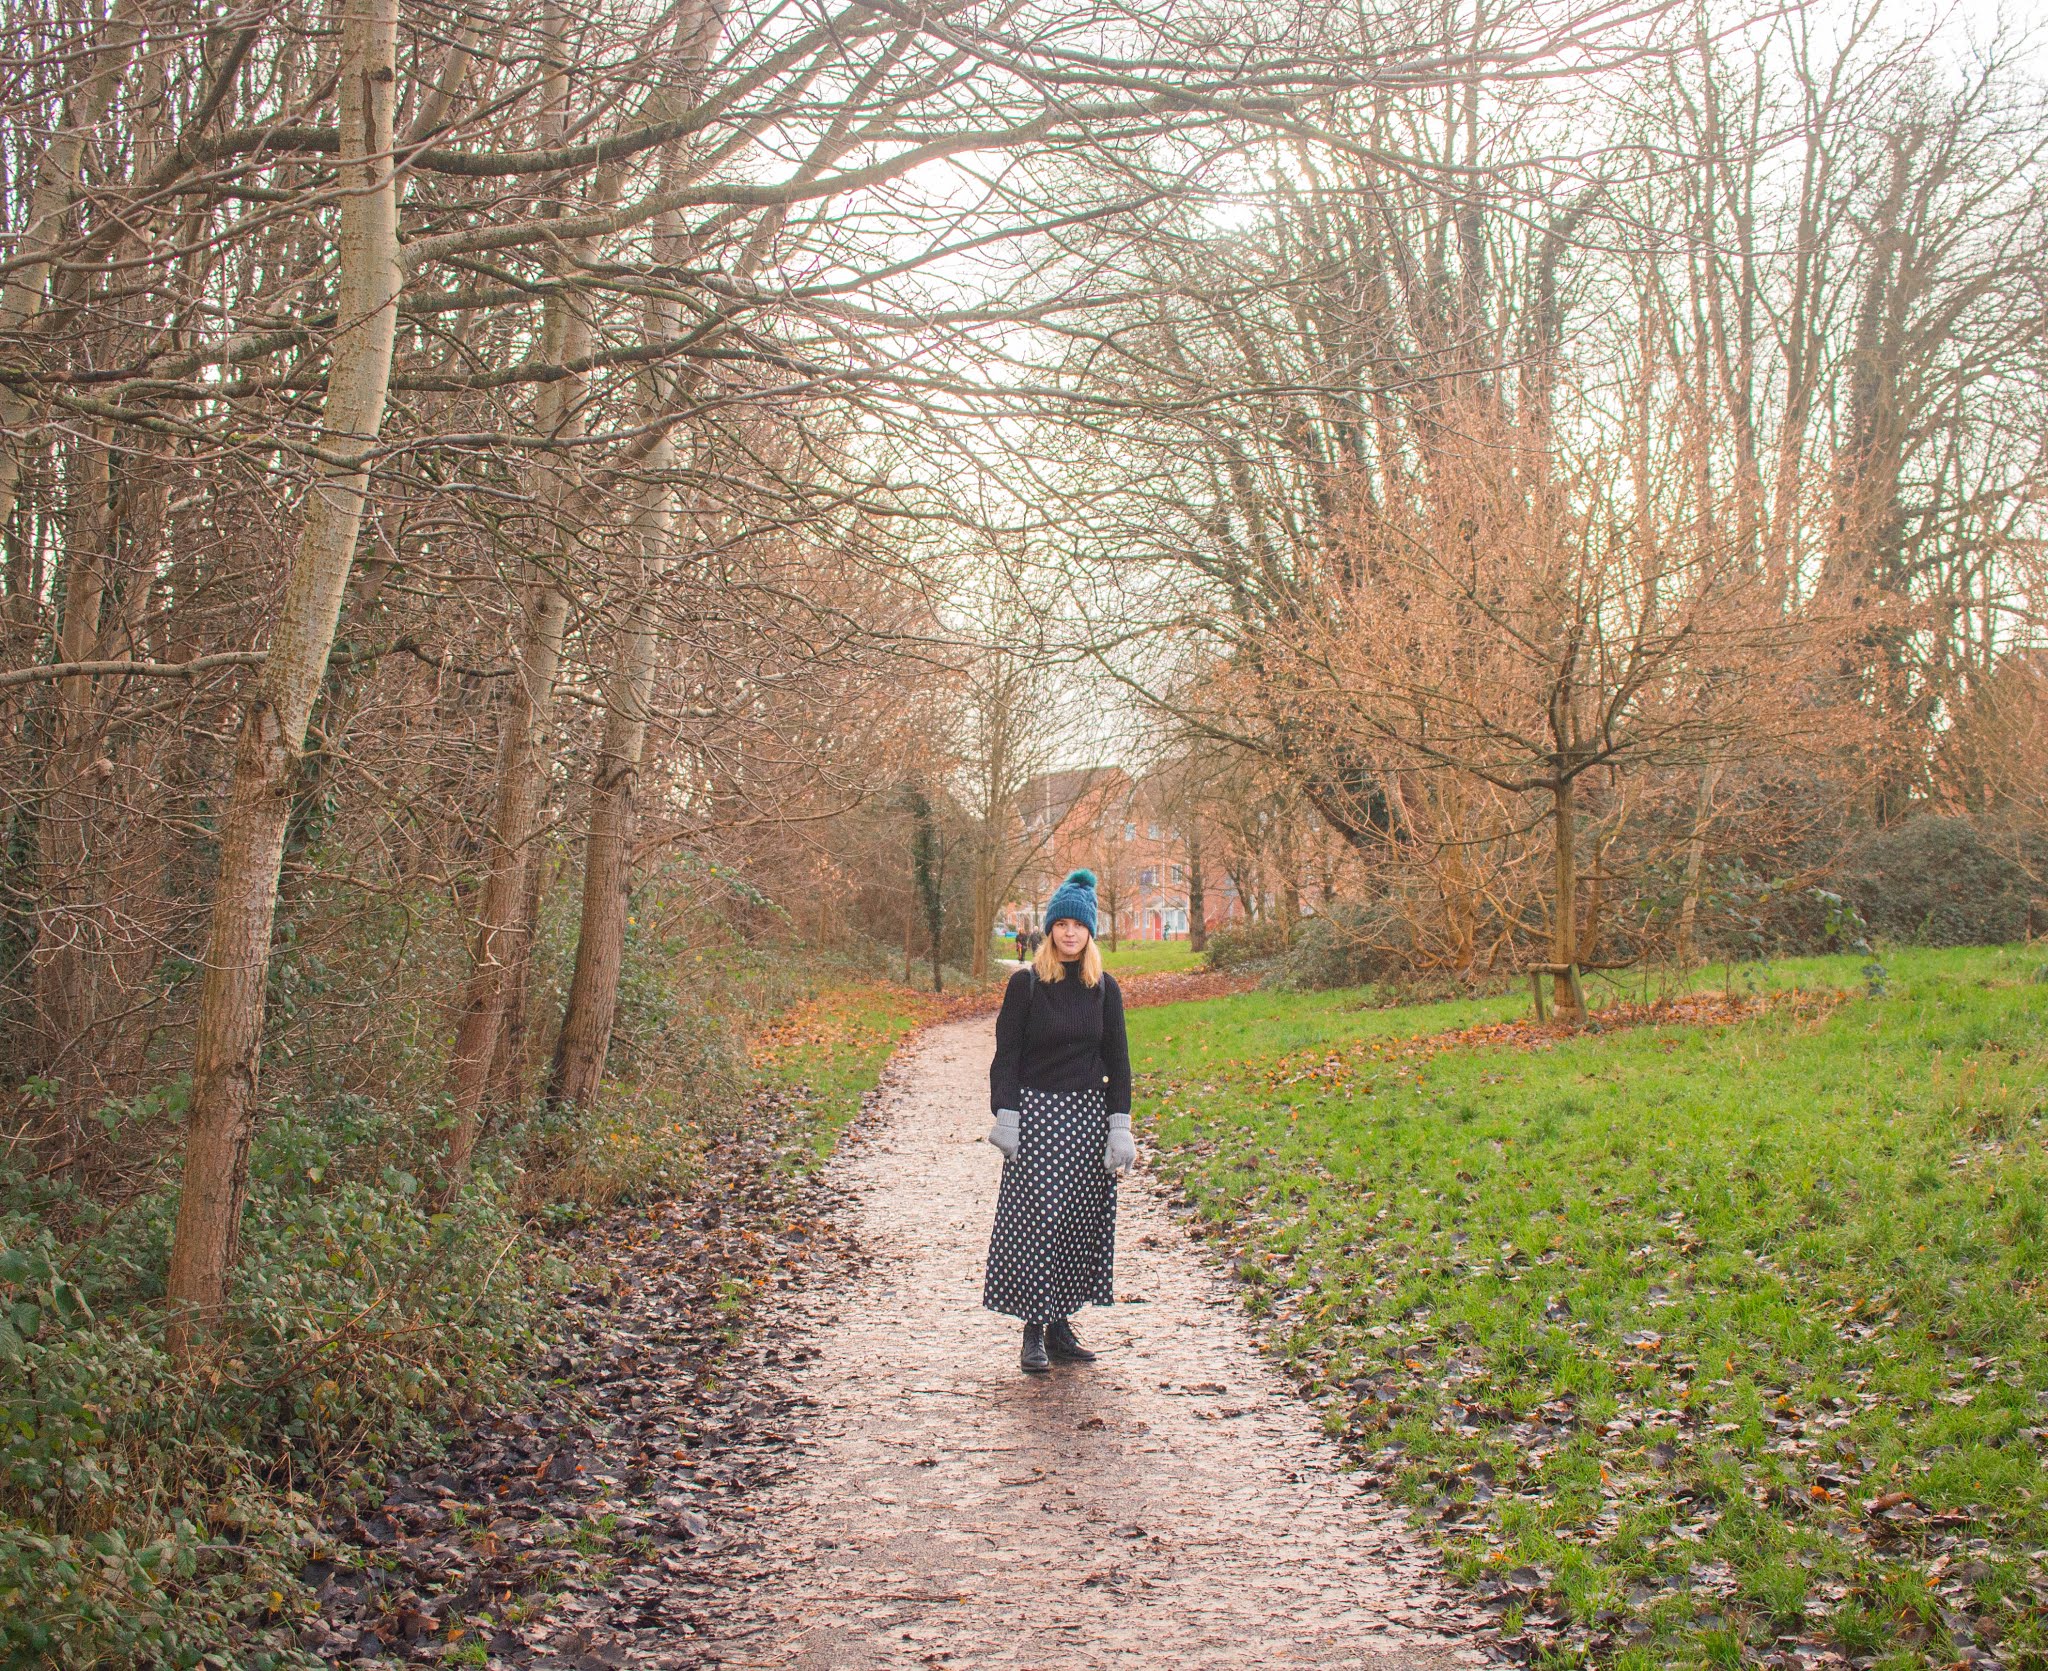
[984,869,1137,1374]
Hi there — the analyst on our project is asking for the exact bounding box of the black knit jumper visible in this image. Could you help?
[982,963,1130,1322]
[988,964,1132,1114]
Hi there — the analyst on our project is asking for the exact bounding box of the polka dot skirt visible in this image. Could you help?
[982,1085,1117,1323]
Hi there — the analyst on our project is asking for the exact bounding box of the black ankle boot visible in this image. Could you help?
[1020,1322,1050,1374]
[1045,1318,1096,1362]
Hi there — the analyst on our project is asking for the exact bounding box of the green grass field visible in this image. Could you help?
[1100,938,1203,976]
[1127,946,2048,1670]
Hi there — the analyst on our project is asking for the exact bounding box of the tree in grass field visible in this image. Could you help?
[1262,408,1849,1019]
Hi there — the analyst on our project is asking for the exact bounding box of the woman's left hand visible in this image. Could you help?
[1104,1111,1136,1176]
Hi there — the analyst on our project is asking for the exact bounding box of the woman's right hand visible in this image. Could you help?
[987,1108,1020,1158]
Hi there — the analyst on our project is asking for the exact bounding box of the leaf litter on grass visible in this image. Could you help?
[1129,948,2048,1671]
[1260,987,1846,1097]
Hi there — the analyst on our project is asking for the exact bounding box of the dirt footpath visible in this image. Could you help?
[695,1019,1495,1670]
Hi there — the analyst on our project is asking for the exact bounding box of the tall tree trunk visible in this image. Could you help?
[1674,763,1721,966]
[968,858,994,981]
[32,432,112,1103]
[487,841,551,1105]
[548,460,671,1110]
[0,0,144,534]
[1186,821,1206,952]
[541,79,716,1112]
[1550,775,1581,1020]
[439,283,595,1188]
[165,0,402,1358]
[964,653,1019,983]
[909,789,943,992]
[1277,815,1301,942]
[440,575,571,1178]
[436,0,623,1189]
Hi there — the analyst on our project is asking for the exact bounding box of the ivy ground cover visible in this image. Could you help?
[1126,947,2048,1670]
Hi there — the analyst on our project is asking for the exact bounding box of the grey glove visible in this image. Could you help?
[988,1108,1020,1159]
[1105,1111,1136,1176]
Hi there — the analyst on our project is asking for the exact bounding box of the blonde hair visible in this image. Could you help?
[1033,930,1103,988]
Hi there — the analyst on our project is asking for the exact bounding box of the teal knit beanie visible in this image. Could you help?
[1043,868,1099,936]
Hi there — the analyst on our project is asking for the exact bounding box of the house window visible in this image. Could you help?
[1123,821,1136,840]
[1171,864,1183,883]
[1147,822,1160,840]
[1140,868,1157,887]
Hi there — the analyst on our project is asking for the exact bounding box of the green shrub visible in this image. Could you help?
[1842,815,2043,947]
[0,1096,556,1671]
[1201,918,1293,972]
[605,929,746,1089]
[0,866,911,1669]
[506,1083,719,1210]
[1277,901,1412,990]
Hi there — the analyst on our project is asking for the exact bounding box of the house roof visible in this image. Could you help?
[1014,765,1124,826]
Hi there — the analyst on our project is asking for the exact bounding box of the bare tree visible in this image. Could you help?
[955,617,1081,979]
[165,0,405,1354]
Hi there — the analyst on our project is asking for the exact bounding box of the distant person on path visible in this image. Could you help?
[983,868,1136,1374]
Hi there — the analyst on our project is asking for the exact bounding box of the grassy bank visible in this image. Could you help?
[1127,946,2048,1670]
[750,979,941,1167]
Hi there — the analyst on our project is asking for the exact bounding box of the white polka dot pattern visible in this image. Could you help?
[981,1084,1118,1323]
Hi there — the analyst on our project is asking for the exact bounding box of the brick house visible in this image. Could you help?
[1001,767,1251,943]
